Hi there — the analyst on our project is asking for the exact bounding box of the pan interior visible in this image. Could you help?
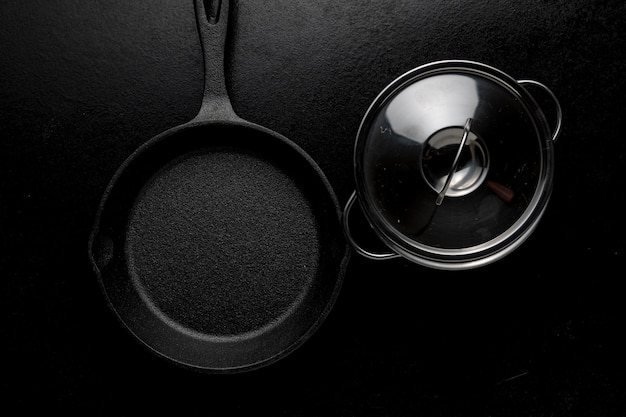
[124,144,321,341]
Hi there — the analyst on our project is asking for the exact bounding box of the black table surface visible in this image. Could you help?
[2,0,625,414]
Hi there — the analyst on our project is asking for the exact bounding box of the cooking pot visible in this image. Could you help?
[343,60,562,270]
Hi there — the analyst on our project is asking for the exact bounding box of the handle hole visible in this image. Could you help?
[204,0,222,25]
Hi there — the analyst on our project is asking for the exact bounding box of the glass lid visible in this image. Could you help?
[354,61,554,266]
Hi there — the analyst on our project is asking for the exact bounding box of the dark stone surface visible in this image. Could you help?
[2,0,625,414]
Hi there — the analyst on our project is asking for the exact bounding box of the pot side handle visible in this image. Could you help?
[342,191,401,261]
[518,79,563,142]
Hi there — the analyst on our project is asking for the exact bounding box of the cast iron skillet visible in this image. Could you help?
[88,0,349,372]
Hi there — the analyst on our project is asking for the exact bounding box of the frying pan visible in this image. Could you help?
[87,0,349,372]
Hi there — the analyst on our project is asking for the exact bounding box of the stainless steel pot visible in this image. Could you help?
[344,60,562,270]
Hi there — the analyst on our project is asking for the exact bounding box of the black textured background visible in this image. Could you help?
[2,0,626,414]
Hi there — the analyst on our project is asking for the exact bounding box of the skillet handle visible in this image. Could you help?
[193,0,239,122]
[518,79,563,142]
[343,191,401,261]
